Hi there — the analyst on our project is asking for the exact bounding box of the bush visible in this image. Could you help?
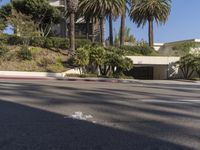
[72,47,90,74]
[7,35,24,45]
[0,34,10,43]
[18,46,32,60]
[0,44,9,57]
[45,37,69,49]
[71,45,134,77]
[76,39,92,48]
[30,37,46,47]
[3,35,92,50]
[119,45,157,56]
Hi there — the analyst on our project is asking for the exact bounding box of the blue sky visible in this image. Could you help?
[1,0,200,43]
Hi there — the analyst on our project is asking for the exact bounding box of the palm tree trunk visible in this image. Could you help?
[91,18,95,42]
[109,13,113,46]
[120,4,126,46]
[148,18,154,48]
[69,13,75,51]
[86,18,90,40]
[99,17,105,44]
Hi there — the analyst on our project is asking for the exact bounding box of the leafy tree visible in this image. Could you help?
[7,9,39,45]
[12,0,61,37]
[0,4,12,32]
[176,54,195,79]
[130,0,171,47]
[194,56,200,78]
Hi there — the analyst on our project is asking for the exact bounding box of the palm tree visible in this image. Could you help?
[129,0,171,48]
[66,0,79,52]
[107,0,124,46]
[79,0,123,45]
[120,0,137,46]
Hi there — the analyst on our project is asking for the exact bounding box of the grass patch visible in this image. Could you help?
[0,46,69,72]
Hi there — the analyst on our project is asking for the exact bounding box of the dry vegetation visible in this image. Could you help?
[0,46,69,72]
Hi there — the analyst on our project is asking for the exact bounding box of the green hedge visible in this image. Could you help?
[119,45,158,56]
[0,34,92,50]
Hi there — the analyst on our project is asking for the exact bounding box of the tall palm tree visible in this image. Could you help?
[79,0,123,45]
[120,0,137,46]
[66,0,79,52]
[130,0,171,48]
[107,0,124,46]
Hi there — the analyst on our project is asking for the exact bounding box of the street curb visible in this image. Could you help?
[0,77,55,80]
[0,76,138,84]
[59,77,138,84]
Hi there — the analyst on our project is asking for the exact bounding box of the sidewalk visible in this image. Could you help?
[0,71,139,83]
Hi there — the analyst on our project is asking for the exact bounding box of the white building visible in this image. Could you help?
[48,0,101,41]
[127,39,200,80]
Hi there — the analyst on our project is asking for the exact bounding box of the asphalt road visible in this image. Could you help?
[0,80,200,150]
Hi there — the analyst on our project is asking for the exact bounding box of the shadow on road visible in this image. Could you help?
[0,81,199,150]
[0,99,193,150]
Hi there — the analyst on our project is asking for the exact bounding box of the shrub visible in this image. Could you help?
[0,34,10,43]
[18,46,32,60]
[50,37,69,49]
[4,35,92,50]
[0,44,9,57]
[76,39,92,48]
[30,37,46,47]
[119,45,157,56]
[73,47,90,74]
[7,35,24,45]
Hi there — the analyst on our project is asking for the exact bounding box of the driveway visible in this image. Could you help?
[0,80,200,150]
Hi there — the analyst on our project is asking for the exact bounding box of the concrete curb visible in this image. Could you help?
[0,76,138,84]
[0,76,55,80]
[60,77,138,84]
[0,71,139,83]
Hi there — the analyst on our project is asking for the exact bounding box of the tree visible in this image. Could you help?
[79,0,123,45]
[66,0,79,52]
[0,4,12,32]
[115,27,136,46]
[129,0,171,47]
[176,54,195,79]
[12,0,61,37]
[8,9,39,45]
[120,0,135,46]
[107,0,124,46]
[194,56,200,78]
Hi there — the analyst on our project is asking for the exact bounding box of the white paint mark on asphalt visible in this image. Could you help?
[70,112,93,120]
[141,99,200,104]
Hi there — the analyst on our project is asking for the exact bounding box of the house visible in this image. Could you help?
[155,39,200,55]
[127,39,200,80]
[48,0,100,41]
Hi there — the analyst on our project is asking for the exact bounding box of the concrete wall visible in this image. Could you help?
[153,65,168,80]
[127,56,180,65]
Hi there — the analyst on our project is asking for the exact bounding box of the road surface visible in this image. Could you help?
[0,80,200,150]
